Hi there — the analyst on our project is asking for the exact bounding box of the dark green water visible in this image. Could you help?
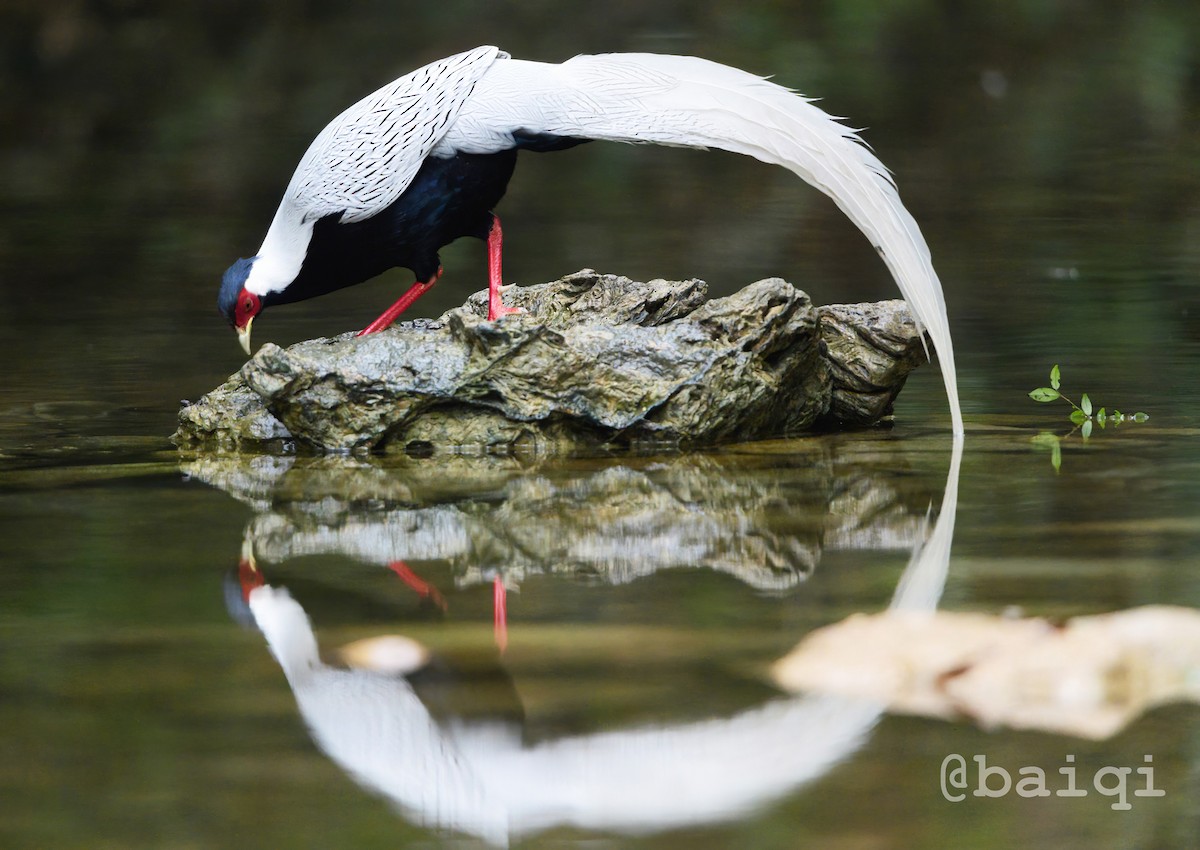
[3,2,1200,847]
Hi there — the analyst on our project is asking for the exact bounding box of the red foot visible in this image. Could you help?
[486,216,523,321]
[387,561,448,611]
[493,576,508,654]
[358,268,443,336]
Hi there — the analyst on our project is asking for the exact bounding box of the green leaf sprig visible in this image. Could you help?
[1029,364,1148,437]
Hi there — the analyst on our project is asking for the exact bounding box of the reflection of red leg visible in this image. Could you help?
[358,268,443,336]
[486,217,522,321]
[493,576,508,654]
[387,561,447,611]
[238,558,264,602]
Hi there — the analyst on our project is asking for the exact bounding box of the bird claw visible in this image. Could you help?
[487,302,526,320]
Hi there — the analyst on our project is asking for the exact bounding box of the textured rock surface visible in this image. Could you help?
[818,301,927,427]
[174,270,925,453]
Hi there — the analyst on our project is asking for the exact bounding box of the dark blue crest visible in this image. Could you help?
[218,257,257,322]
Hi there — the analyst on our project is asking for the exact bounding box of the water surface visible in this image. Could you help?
[2,3,1199,847]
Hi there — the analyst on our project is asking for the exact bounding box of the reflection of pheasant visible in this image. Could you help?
[238,532,507,650]
[384,561,512,653]
[238,579,883,846]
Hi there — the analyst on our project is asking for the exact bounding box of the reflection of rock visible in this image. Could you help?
[772,605,1200,739]
[184,444,935,593]
[174,271,924,452]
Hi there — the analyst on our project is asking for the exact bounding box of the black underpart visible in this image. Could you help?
[270,149,515,307]
[267,134,589,309]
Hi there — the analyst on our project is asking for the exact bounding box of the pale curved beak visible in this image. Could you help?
[237,318,253,356]
[240,535,256,571]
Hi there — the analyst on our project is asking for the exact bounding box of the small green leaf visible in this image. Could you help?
[1051,441,1062,472]
[1081,419,1093,440]
[1096,407,1106,423]
[1081,393,1092,416]
[1050,364,1061,390]
[1029,388,1060,402]
[1070,409,1088,425]
[1132,412,1149,422]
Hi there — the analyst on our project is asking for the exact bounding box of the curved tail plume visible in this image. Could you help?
[450,52,964,434]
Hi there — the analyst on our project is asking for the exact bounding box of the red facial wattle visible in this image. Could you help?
[233,288,261,355]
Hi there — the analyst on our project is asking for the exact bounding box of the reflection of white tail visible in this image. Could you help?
[890,437,963,612]
[451,52,963,434]
[245,586,875,845]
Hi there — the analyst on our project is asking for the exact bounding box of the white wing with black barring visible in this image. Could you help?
[247,46,507,295]
[285,45,507,223]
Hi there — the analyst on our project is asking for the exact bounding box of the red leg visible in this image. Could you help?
[387,561,447,611]
[493,576,508,654]
[358,268,443,336]
[487,216,523,321]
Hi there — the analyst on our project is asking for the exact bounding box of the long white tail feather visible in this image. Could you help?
[445,53,963,435]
